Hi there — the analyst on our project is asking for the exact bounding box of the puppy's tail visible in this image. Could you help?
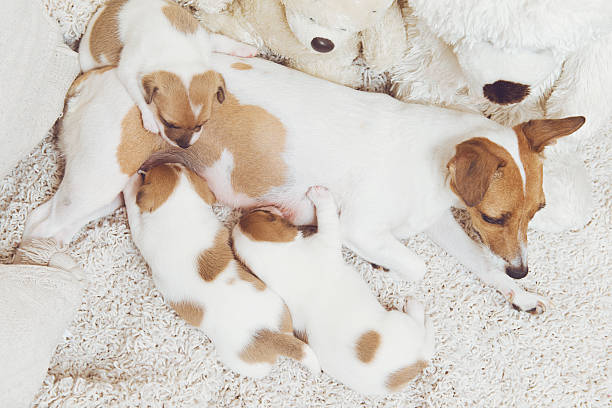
[294,341,321,375]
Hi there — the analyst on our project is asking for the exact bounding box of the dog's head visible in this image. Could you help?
[447,116,585,279]
[141,70,226,148]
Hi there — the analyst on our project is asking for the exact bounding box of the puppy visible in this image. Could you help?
[79,0,255,147]
[231,186,433,394]
[24,54,584,314]
[122,163,319,378]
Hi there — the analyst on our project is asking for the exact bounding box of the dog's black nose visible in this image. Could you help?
[311,37,334,53]
[505,265,529,279]
[482,80,530,105]
[176,138,192,149]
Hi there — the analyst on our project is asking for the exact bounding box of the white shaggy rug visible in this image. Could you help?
[1,1,610,406]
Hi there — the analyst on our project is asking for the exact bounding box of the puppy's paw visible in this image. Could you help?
[306,185,332,205]
[140,110,159,134]
[506,289,548,315]
[229,43,258,58]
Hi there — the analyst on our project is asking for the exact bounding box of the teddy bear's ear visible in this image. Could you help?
[517,116,585,153]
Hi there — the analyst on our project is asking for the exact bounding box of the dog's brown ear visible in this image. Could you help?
[448,138,506,207]
[518,116,585,153]
[135,164,180,213]
[142,74,159,104]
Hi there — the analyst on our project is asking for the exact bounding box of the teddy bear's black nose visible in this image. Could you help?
[311,37,334,53]
[482,80,530,105]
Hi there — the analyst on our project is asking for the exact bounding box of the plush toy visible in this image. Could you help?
[184,0,407,88]
[392,0,612,232]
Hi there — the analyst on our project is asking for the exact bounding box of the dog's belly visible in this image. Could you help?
[198,151,314,223]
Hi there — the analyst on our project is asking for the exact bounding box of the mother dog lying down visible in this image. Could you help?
[23,55,584,313]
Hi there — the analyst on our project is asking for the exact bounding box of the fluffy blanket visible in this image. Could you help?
[1,1,609,406]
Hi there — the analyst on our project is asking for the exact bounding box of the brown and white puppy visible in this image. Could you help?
[232,186,433,394]
[79,0,255,147]
[122,164,319,377]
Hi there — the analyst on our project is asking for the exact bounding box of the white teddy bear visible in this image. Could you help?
[392,0,612,232]
[184,0,407,88]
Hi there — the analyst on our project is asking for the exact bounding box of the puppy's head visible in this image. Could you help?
[134,163,183,213]
[141,70,226,148]
[448,116,585,279]
[238,209,299,243]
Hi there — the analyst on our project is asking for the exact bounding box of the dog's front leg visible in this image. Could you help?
[426,209,548,314]
[116,61,159,134]
[340,207,426,281]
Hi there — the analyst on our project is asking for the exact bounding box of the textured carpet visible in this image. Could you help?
[1,1,610,406]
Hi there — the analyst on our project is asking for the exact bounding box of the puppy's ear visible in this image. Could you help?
[448,138,506,207]
[517,116,585,153]
[141,74,159,105]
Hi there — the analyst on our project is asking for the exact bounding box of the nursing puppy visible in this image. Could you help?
[79,0,255,146]
[232,186,433,394]
[122,163,319,377]
[23,55,584,314]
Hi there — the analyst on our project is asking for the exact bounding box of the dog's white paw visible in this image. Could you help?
[306,185,332,205]
[141,110,159,134]
[506,289,548,315]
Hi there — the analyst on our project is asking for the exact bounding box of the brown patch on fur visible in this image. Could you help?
[162,3,198,34]
[294,329,309,344]
[189,71,226,125]
[185,170,216,205]
[89,0,128,64]
[238,210,298,242]
[117,106,165,175]
[482,80,530,105]
[236,264,266,291]
[231,62,253,70]
[448,138,507,207]
[136,164,181,212]
[240,330,305,364]
[67,66,115,98]
[386,360,428,392]
[170,301,204,326]
[355,330,381,363]
[519,117,585,153]
[279,307,293,333]
[198,228,233,281]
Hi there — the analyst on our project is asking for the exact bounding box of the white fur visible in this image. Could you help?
[79,0,256,142]
[25,58,555,313]
[122,168,319,378]
[232,187,433,395]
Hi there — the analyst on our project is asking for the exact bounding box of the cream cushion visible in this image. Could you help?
[0,0,79,180]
